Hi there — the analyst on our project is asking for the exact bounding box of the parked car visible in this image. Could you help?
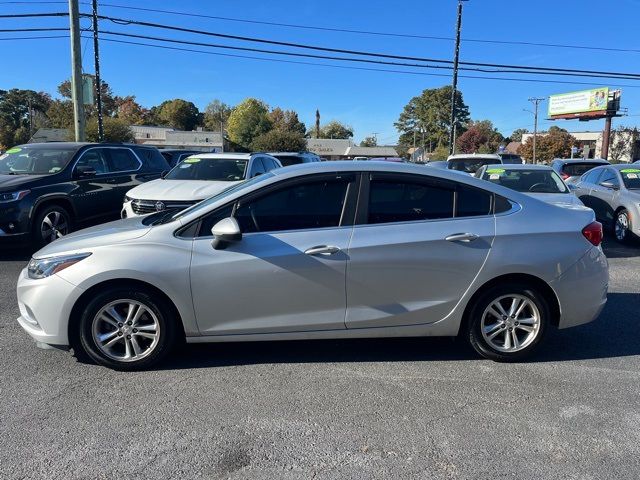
[368,157,405,163]
[572,164,640,243]
[159,149,201,168]
[353,156,369,161]
[550,159,609,184]
[267,151,321,167]
[121,153,282,218]
[0,142,168,245]
[18,161,607,370]
[447,154,502,174]
[475,164,584,208]
[497,153,524,165]
[425,160,449,169]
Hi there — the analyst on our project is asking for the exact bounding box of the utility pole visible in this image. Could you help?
[68,0,85,141]
[528,97,545,164]
[601,116,612,160]
[28,98,33,139]
[92,0,104,141]
[448,0,467,155]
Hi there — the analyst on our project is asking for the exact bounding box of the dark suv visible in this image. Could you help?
[0,142,169,245]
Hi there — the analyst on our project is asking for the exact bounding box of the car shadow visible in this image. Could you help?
[0,245,32,262]
[155,293,639,371]
[602,235,640,258]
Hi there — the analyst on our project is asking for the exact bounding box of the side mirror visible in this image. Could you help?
[211,217,242,250]
[599,181,619,190]
[74,165,97,178]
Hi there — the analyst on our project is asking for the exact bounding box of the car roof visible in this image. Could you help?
[482,163,553,171]
[267,151,315,156]
[159,149,200,153]
[186,152,254,160]
[553,158,609,164]
[447,153,501,160]
[609,164,640,171]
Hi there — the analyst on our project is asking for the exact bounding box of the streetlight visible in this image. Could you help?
[448,0,469,155]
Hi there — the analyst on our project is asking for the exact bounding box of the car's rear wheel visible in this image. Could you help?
[77,287,178,370]
[466,283,549,362]
[614,209,632,244]
[32,204,71,246]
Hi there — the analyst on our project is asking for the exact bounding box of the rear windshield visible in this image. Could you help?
[562,162,607,176]
[500,155,523,164]
[165,157,247,181]
[620,168,640,190]
[0,145,78,175]
[482,168,567,193]
[448,158,499,174]
[273,155,304,167]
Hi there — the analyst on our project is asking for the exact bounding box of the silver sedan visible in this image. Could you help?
[573,164,640,243]
[16,162,608,370]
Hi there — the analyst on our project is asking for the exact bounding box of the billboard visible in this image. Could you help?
[548,87,609,117]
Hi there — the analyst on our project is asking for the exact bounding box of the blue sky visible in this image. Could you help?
[2,0,639,144]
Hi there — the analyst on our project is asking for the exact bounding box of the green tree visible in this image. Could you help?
[429,145,451,161]
[203,99,232,132]
[46,100,74,129]
[309,120,353,139]
[518,126,576,162]
[268,107,306,135]
[155,99,200,130]
[226,98,272,147]
[395,85,470,154]
[85,117,134,143]
[509,128,529,143]
[251,129,307,152]
[58,78,118,117]
[360,136,377,147]
[0,89,52,147]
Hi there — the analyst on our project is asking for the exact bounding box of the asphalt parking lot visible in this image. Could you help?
[1,237,639,479]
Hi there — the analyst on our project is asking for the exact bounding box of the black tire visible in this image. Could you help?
[75,287,178,371]
[614,209,633,244]
[32,204,72,246]
[465,283,549,362]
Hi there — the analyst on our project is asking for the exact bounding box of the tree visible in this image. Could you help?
[309,120,353,139]
[456,120,503,154]
[360,136,377,147]
[85,117,134,143]
[226,98,272,147]
[115,95,147,125]
[268,107,306,135]
[58,78,117,117]
[0,89,52,148]
[155,99,200,130]
[395,85,470,154]
[429,145,450,161]
[509,128,529,143]
[608,126,639,163]
[203,99,232,132]
[46,100,74,129]
[251,129,307,152]
[518,126,576,162]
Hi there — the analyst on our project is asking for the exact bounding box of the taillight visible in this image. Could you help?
[560,172,570,180]
[582,221,603,246]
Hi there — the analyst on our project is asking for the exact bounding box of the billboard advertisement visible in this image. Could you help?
[548,87,609,117]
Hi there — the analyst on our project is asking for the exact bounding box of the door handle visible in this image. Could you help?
[445,233,479,243]
[304,245,341,256]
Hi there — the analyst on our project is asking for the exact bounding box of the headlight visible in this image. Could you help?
[124,195,132,203]
[27,253,91,279]
[0,190,30,202]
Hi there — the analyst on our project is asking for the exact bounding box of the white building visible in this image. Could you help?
[130,126,223,152]
[306,138,397,160]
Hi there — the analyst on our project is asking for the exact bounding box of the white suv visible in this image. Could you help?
[122,153,281,217]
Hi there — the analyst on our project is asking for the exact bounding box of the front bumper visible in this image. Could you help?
[16,267,84,347]
[551,246,609,329]
[0,199,31,236]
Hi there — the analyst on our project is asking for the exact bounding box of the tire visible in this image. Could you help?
[465,283,549,362]
[75,287,178,371]
[32,204,72,246]
[614,209,633,244]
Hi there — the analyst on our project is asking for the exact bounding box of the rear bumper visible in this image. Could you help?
[551,246,608,329]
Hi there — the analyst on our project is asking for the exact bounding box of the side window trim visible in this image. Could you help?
[72,146,143,175]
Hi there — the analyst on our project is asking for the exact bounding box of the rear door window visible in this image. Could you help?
[456,184,493,217]
[75,148,110,174]
[582,168,603,184]
[107,148,141,172]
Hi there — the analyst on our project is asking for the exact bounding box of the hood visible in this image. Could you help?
[34,217,151,259]
[126,179,241,201]
[0,173,49,191]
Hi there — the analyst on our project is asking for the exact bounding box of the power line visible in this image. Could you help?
[0,34,67,40]
[0,27,68,32]
[93,36,640,89]
[92,14,640,80]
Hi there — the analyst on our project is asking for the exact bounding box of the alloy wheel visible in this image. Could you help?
[481,294,541,353]
[91,300,160,362]
[615,211,629,241]
[41,210,68,243]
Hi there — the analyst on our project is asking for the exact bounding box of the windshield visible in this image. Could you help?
[165,157,248,181]
[149,172,276,225]
[620,168,640,190]
[562,162,607,177]
[273,155,303,167]
[482,168,568,193]
[448,158,498,173]
[0,145,78,175]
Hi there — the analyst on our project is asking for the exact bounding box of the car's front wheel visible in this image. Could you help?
[614,209,632,244]
[466,283,549,362]
[33,204,71,246]
[76,287,178,370]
